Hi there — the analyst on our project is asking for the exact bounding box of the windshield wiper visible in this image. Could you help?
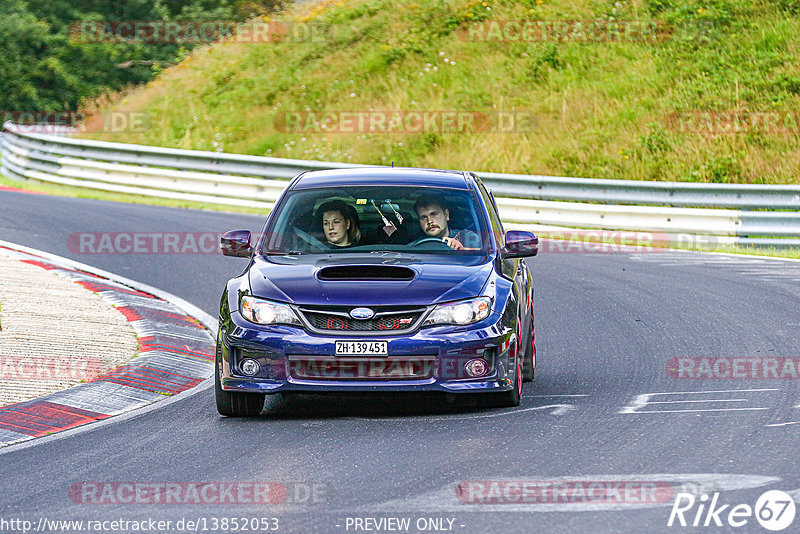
[267,250,306,256]
[369,250,412,256]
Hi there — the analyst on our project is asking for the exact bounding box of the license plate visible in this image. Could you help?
[335,341,388,356]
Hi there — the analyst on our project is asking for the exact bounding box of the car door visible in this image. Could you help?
[488,186,531,310]
[475,176,531,338]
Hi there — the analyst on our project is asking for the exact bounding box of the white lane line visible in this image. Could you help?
[349,404,576,421]
[529,394,589,398]
[645,399,748,404]
[634,248,800,264]
[451,404,576,419]
[619,389,778,414]
[632,408,768,414]
[765,422,800,427]
[643,388,780,395]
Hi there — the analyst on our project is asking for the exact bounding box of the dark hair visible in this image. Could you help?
[414,195,448,214]
[317,200,361,244]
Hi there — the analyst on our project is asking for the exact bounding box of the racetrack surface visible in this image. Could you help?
[1,189,799,533]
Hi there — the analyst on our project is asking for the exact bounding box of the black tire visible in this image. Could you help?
[482,346,522,408]
[215,342,265,417]
[522,314,536,383]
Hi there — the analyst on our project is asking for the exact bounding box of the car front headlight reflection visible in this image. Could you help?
[240,296,301,326]
[423,297,492,326]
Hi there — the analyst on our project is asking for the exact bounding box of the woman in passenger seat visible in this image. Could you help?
[317,200,361,248]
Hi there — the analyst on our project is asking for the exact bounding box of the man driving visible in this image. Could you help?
[414,195,480,250]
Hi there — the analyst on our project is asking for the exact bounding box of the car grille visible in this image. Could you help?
[288,356,435,380]
[299,308,425,332]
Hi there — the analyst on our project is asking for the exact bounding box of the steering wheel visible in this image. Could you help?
[410,237,452,249]
[293,227,328,249]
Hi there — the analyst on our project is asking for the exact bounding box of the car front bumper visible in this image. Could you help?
[219,311,516,394]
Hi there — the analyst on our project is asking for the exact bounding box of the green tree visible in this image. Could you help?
[0,0,289,113]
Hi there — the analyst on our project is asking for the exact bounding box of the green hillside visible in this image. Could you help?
[84,0,800,184]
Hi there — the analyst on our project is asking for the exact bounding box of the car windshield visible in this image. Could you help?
[262,186,490,256]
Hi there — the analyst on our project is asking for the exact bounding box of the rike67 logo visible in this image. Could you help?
[668,490,796,531]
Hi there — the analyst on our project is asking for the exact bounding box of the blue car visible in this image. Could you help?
[215,168,538,416]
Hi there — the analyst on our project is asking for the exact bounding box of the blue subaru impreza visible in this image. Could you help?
[215,167,538,416]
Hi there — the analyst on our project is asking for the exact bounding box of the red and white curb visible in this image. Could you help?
[0,184,44,194]
[0,241,216,448]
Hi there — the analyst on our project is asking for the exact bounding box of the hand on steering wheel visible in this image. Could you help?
[442,236,464,250]
[410,237,455,249]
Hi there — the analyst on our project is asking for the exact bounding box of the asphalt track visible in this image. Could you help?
[1,189,799,533]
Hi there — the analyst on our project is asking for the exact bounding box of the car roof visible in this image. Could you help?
[291,167,472,190]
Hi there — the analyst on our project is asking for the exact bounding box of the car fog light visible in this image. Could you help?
[241,358,260,376]
[465,358,489,378]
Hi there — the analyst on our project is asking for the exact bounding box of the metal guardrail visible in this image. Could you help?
[482,171,800,210]
[2,122,799,247]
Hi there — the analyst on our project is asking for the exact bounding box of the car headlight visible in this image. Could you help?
[240,296,301,326]
[423,297,492,326]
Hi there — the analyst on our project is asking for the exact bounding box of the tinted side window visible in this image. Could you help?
[477,178,516,277]
[488,190,505,233]
[477,179,504,242]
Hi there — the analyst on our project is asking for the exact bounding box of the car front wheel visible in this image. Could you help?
[522,312,535,382]
[481,341,522,408]
[215,342,265,417]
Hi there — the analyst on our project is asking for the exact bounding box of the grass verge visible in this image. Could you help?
[82,0,800,185]
[0,174,268,215]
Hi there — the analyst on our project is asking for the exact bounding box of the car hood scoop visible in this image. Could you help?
[317,265,415,281]
[249,255,493,307]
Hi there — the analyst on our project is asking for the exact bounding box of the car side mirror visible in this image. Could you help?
[220,230,252,257]
[502,230,538,258]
